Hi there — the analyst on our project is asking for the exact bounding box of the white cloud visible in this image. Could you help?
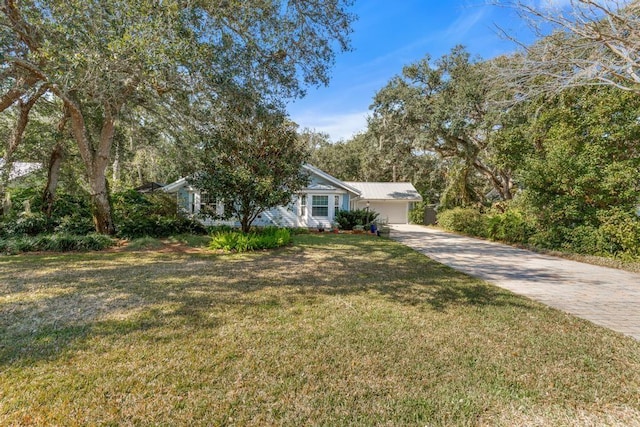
[443,7,488,39]
[292,110,370,142]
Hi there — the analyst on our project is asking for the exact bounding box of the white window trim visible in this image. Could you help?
[299,195,307,217]
[311,195,329,218]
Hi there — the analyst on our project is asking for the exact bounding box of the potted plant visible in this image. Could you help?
[317,222,325,232]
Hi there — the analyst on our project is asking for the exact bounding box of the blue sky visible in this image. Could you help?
[287,0,532,141]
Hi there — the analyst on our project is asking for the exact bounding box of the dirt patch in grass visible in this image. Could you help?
[1,234,639,425]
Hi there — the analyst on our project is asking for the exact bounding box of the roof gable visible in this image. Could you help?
[302,164,361,195]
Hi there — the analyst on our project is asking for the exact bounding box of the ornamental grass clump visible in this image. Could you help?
[209,227,291,252]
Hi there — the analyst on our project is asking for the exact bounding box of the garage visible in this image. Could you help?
[346,182,422,224]
[367,201,409,224]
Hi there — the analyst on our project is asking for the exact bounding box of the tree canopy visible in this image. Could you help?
[192,93,309,233]
[0,0,354,233]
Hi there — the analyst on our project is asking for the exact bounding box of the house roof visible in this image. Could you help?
[344,182,423,201]
[0,159,41,180]
[161,177,189,193]
[135,182,165,193]
[302,164,361,195]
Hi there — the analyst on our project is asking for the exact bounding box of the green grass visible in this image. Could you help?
[1,234,639,425]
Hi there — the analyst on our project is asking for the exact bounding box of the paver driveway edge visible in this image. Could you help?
[389,224,640,340]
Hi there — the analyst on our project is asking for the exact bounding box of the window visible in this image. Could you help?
[300,195,307,216]
[200,191,216,213]
[312,195,328,217]
[334,195,340,216]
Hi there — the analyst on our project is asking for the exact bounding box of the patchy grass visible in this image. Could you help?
[1,234,639,426]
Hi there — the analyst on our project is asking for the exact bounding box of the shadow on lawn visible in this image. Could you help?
[0,234,533,367]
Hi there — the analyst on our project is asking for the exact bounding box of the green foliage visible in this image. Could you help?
[334,209,379,230]
[590,209,640,258]
[193,95,310,233]
[0,233,115,254]
[116,215,206,239]
[517,88,640,232]
[206,224,236,234]
[54,213,96,235]
[112,190,206,238]
[437,207,488,238]
[209,227,291,252]
[409,202,426,224]
[371,46,512,207]
[485,209,536,244]
[1,211,53,237]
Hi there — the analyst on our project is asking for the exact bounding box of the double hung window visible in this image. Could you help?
[311,195,329,217]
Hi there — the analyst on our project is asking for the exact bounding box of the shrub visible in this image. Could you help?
[207,224,235,234]
[0,233,115,254]
[334,209,379,230]
[2,212,53,237]
[485,209,535,244]
[409,202,426,224]
[595,208,640,258]
[112,189,207,238]
[126,237,166,251]
[561,225,602,255]
[437,207,488,237]
[209,227,291,252]
[55,213,96,235]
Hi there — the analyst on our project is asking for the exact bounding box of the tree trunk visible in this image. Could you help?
[89,115,117,235]
[42,142,65,217]
[61,94,117,235]
[90,173,115,235]
[240,215,250,233]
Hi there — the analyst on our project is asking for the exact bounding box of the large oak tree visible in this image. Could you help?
[0,0,354,234]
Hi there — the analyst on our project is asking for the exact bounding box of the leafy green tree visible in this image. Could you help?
[516,86,640,235]
[307,130,368,181]
[193,94,309,233]
[371,46,513,206]
[0,0,354,234]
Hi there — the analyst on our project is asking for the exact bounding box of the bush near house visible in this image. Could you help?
[111,190,207,238]
[0,188,207,253]
[334,209,379,230]
[209,227,292,252]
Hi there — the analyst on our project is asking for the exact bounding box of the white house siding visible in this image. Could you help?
[163,165,366,229]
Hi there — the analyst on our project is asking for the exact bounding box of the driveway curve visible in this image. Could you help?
[390,224,640,340]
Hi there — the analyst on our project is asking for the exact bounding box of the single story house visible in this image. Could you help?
[162,164,422,227]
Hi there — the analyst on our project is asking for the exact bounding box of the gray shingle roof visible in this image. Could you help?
[344,182,422,201]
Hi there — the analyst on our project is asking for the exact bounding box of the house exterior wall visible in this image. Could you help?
[170,186,351,229]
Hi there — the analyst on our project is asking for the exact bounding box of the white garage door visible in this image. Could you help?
[369,201,408,224]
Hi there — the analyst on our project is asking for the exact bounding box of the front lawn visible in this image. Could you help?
[1,234,639,425]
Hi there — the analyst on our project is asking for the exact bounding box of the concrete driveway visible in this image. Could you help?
[390,224,640,340]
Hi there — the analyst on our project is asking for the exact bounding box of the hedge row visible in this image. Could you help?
[437,207,640,259]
